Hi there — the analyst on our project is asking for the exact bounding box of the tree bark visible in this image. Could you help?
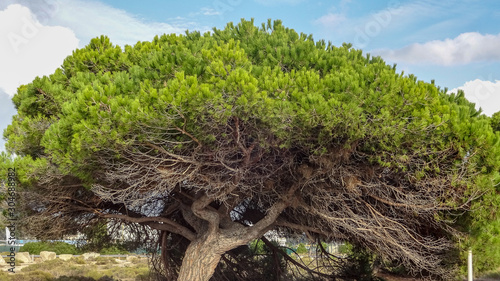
[177,234,223,281]
[176,186,297,280]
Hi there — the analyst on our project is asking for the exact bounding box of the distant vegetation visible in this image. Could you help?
[20,241,80,255]
[18,241,130,255]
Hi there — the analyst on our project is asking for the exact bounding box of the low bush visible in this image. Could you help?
[20,241,80,255]
[296,243,308,254]
[72,256,87,264]
[21,259,68,272]
[99,246,129,255]
[8,270,54,281]
[3,257,23,266]
[95,257,118,265]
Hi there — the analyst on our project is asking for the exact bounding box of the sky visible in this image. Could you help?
[1,0,500,152]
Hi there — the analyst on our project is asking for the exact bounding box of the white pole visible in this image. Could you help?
[5,227,9,244]
[468,250,473,281]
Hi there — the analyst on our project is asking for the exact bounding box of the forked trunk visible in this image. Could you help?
[177,235,223,281]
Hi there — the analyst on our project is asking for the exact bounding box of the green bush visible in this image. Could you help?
[20,241,80,255]
[296,243,308,254]
[99,245,129,255]
[339,246,384,281]
[249,239,266,255]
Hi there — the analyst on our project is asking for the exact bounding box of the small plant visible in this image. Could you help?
[11,270,54,281]
[72,256,86,264]
[21,259,66,272]
[3,257,23,266]
[249,239,266,255]
[296,243,308,254]
[95,257,118,265]
[339,246,384,281]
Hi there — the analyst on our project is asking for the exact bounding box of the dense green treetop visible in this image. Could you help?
[9,21,497,175]
[3,19,500,279]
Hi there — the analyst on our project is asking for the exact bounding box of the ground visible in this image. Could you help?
[0,255,150,281]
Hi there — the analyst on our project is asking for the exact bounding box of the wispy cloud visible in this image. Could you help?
[313,0,474,49]
[201,7,222,16]
[372,32,500,66]
[450,79,500,116]
[45,0,205,47]
[313,1,421,47]
[313,13,346,28]
[254,0,306,6]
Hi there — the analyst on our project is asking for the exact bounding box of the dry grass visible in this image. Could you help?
[0,256,150,281]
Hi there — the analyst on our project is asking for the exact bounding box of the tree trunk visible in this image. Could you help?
[177,235,223,281]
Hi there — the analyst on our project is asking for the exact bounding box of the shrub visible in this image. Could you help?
[338,246,384,281]
[95,257,118,265]
[72,256,86,264]
[20,241,80,255]
[99,246,129,255]
[296,243,308,254]
[249,239,266,255]
[3,257,23,266]
[21,259,67,272]
[10,270,54,281]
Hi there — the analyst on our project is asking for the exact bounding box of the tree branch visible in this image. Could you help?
[223,183,300,244]
[275,219,345,240]
[97,212,196,241]
[191,194,220,236]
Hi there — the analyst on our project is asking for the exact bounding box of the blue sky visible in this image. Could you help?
[1,0,500,152]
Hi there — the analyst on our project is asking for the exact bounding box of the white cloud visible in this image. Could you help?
[1,0,210,152]
[0,0,212,97]
[313,13,346,28]
[0,4,79,96]
[372,32,500,66]
[1,0,209,49]
[450,79,500,116]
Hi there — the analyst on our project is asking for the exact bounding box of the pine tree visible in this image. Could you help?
[3,19,500,280]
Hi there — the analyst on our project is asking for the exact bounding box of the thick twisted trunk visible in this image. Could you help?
[176,185,297,280]
[177,235,223,281]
